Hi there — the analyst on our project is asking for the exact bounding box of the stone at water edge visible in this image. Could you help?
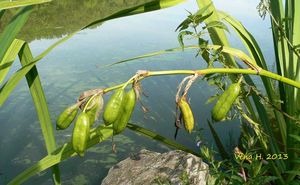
[101,149,210,185]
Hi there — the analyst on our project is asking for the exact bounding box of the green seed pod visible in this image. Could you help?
[56,104,79,130]
[179,97,194,133]
[72,112,90,157]
[211,82,241,121]
[103,89,125,125]
[86,95,104,126]
[113,89,136,135]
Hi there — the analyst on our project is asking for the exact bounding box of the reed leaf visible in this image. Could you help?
[0,0,51,10]
[207,120,229,159]
[127,123,199,156]
[0,39,25,84]
[108,44,258,67]
[0,6,32,65]
[18,43,61,185]
[8,125,113,185]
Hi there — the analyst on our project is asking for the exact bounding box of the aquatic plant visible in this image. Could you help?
[1,0,300,184]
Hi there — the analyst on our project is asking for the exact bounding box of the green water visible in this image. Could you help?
[0,0,273,184]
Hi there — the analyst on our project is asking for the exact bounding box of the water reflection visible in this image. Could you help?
[0,0,152,42]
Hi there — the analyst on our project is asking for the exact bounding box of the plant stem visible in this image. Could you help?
[148,68,300,88]
[102,68,300,94]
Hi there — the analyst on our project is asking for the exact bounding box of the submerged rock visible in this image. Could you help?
[101,149,210,185]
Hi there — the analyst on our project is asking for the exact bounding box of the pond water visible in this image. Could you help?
[0,0,274,184]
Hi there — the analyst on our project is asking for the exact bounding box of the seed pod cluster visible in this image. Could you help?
[103,89,125,125]
[56,104,79,130]
[72,112,90,157]
[113,89,136,135]
[57,91,106,157]
[71,94,104,156]
[211,82,241,121]
[179,97,194,133]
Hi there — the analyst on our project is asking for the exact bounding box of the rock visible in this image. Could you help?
[101,149,210,185]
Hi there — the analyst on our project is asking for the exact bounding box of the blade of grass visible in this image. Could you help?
[108,45,258,67]
[127,123,199,156]
[0,39,25,84]
[0,6,32,65]
[8,125,113,185]
[18,43,60,185]
[0,0,51,10]
[207,120,229,159]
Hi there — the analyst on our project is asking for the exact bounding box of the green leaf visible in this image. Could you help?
[207,120,229,159]
[198,38,208,48]
[177,31,193,50]
[8,125,113,185]
[289,134,300,143]
[0,0,51,10]
[175,16,192,32]
[0,39,25,84]
[18,43,60,185]
[192,3,212,25]
[204,21,228,32]
[107,47,185,67]
[107,44,256,68]
[253,161,263,176]
[195,2,212,16]
[175,4,212,32]
[127,123,199,156]
[0,6,32,65]
[194,11,213,25]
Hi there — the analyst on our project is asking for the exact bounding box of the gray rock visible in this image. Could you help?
[101,149,210,185]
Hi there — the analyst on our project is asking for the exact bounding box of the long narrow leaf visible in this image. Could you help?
[18,43,61,185]
[108,45,257,67]
[0,0,51,10]
[207,120,229,159]
[0,39,25,84]
[289,134,300,143]
[127,123,199,156]
[0,6,32,65]
[8,125,113,185]
[18,43,56,153]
